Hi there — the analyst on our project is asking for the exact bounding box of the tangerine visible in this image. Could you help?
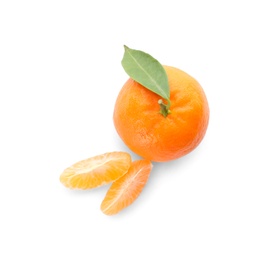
[113,65,209,162]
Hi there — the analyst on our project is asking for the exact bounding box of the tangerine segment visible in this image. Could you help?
[101,159,152,215]
[60,152,132,190]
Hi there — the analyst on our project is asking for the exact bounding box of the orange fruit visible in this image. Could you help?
[113,65,209,162]
[101,159,152,215]
[59,152,131,189]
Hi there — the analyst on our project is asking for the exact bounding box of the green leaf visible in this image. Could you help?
[121,45,170,101]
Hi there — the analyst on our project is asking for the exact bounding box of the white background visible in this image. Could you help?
[1,0,270,259]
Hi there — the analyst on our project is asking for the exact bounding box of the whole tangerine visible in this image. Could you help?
[113,65,209,162]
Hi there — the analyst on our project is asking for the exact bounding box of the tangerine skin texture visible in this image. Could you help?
[113,65,209,162]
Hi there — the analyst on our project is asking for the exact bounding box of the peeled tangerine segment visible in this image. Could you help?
[60,152,132,189]
[101,159,153,215]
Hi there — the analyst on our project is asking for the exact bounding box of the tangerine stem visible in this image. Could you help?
[158,99,171,117]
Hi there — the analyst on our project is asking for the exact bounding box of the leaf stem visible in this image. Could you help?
[158,99,171,117]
